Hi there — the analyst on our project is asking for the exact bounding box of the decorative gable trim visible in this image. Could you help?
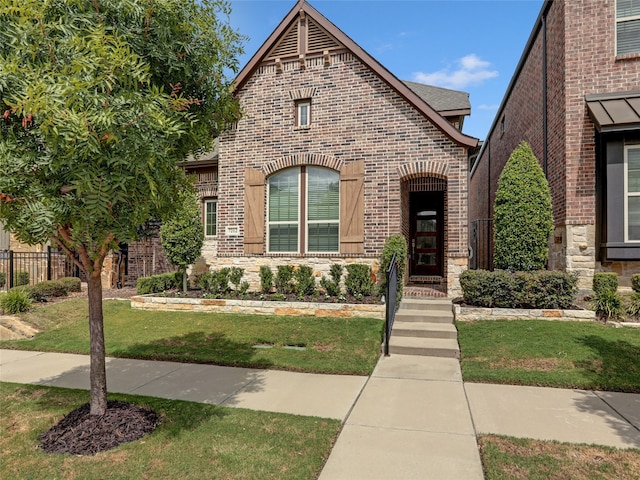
[397,161,449,180]
[234,0,478,149]
[289,87,318,100]
[263,153,343,176]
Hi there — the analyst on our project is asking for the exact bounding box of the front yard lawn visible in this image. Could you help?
[0,299,383,375]
[0,382,339,480]
[457,320,640,392]
[479,434,640,480]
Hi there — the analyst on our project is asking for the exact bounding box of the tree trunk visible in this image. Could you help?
[183,270,188,292]
[87,272,107,415]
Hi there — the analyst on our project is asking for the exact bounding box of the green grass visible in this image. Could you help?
[457,320,640,392]
[479,435,640,480]
[0,299,383,375]
[0,382,340,480]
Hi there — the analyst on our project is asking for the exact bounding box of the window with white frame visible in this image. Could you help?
[267,166,339,253]
[617,0,640,55]
[204,199,217,237]
[296,99,311,127]
[625,145,640,241]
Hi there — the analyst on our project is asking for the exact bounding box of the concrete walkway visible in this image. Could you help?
[2,348,639,478]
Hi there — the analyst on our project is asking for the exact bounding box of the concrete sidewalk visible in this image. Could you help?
[2,348,639,479]
[0,349,367,420]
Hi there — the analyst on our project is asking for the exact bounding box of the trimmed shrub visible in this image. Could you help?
[136,273,179,295]
[593,272,618,295]
[295,265,316,297]
[199,268,231,296]
[14,270,29,287]
[0,288,33,314]
[0,272,6,288]
[259,266,273,293]
[345,264,375,297]
[30,280,68,298]
[460,269,578,309]
[275,265,295,295]
[59,277,82,293]
[632,274,640,293]
[379,234,408,301]
[320,264,342,297]
[494,142,554,271]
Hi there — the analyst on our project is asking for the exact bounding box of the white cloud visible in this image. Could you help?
[478,104,500,111]
[413,54,498,89]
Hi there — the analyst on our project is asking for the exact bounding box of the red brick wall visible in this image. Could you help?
[471,0,640,231]
[217,52,470,261]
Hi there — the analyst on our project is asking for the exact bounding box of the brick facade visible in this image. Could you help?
[469,0,640,288]
[195,3,475,297]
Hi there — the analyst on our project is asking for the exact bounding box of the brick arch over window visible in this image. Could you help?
[397,161,449,181]
[263,154,343,176]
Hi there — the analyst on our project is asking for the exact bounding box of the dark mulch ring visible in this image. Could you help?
[39,400,161,455]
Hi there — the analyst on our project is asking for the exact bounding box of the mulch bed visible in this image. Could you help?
[39,400,160,455]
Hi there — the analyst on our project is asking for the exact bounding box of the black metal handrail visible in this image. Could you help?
[384,253,398,356]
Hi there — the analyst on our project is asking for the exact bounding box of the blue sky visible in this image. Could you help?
[227,0,544,140]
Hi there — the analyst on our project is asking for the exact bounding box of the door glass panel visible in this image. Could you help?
[416,236,436,249]
[417,253,437,266]
[417,219,436,232]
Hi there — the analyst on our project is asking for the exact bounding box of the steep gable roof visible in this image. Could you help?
[234,0,478,149]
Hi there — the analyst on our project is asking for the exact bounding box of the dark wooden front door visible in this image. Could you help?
[410,192,444,277]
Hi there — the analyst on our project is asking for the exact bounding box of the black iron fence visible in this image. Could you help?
[384,253,398,356]
[0,247,79,291]
[470,218,494,271]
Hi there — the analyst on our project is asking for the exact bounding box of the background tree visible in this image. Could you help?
[0,0,243,415]
[493,141,554,271]
[160,185,204,292]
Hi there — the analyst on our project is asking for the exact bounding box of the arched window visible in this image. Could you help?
[267,166,339,253]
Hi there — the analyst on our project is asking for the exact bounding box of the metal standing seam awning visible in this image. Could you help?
[586,91,640,132]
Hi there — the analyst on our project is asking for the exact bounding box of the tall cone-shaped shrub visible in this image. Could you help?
[494,141,553,271]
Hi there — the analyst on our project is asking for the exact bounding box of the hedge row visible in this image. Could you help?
[136,272,181,295]
[460,270,578,309]
[13,277,82,301]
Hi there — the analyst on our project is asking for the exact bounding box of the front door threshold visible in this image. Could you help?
[408,275,443,285]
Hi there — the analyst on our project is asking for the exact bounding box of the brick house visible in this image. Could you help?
[469,0,640,289]
[181,0,478,296]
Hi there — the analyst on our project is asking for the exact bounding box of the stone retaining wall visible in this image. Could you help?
[131,295,385,319]
[454,304,596,322]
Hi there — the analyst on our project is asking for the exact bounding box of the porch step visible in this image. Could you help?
[388,336,460,359]
[392,321,457,339]
[400,298,453,313]
[394,309,454,323]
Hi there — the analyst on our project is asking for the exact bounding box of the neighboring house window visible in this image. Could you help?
[296,99,311,127]
[617,0,640,55]
[204,199,217,237]
[267,166,339,253]
[625,145,640,241]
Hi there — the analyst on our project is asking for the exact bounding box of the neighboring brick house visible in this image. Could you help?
[469,0,640,289]
[183,0,478,296]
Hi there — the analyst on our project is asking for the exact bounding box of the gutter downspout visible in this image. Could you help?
[542,12,548,177]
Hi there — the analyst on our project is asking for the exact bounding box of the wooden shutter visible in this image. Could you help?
[340,160,365,254]
[244,168,265,254]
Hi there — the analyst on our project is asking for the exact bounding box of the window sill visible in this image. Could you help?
[602,242,640,260]
[615,52,640,61]
[294,125,311,131]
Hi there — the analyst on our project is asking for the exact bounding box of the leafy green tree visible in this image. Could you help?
[0,0,243,415]
[160,186,204,292]
[494,141,554,271]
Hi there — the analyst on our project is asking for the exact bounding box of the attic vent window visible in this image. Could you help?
[296,99,311,128]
